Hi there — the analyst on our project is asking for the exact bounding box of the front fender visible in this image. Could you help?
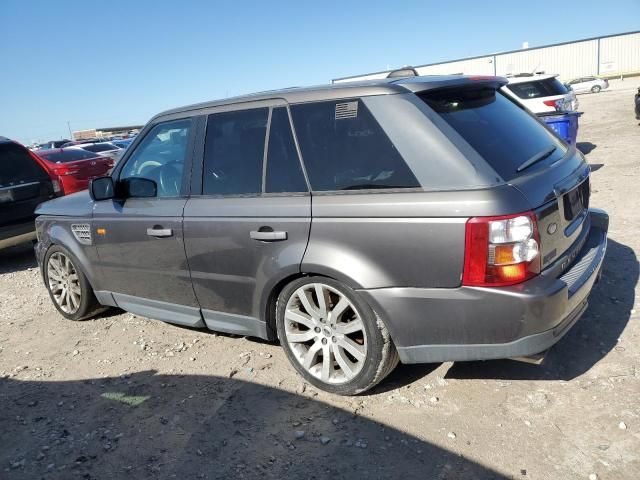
[37,217,101,290]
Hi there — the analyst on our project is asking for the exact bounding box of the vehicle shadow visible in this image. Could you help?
[446,238,637,381]
[0,373,508,480]
[577,141,597,155]
[0,243,38,274]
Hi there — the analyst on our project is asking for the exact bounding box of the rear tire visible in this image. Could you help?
[44,245,104,321]
[591,85,601,93]
[276,276,399,395]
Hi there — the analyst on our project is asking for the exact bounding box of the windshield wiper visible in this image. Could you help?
[516,146,557,173]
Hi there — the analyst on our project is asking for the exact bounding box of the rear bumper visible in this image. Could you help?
[359,209,608,364]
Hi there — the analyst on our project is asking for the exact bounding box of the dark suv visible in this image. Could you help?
[34,76,608,395]
[1,137,59,250]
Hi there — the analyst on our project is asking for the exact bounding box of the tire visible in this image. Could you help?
[43,245,104,321]
[591,85,601,93]
[276,276,399,395]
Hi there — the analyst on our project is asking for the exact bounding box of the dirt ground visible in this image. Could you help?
[1,79,639,480]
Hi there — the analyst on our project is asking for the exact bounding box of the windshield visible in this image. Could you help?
[38,149,98,163]
[420,88,567,181]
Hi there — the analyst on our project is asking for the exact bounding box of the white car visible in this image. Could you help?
[74,142,123,162]
[502,74,578,114]
[566,76,609,94]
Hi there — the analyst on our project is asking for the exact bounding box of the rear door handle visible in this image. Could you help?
[250,230,288,241]
[146,227,173,238]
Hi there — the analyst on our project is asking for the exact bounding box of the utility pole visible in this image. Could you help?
[67,121,73,140]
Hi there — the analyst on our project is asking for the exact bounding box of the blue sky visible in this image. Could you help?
[1,0,639,144]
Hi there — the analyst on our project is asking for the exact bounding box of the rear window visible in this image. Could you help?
[506,78,568,99]
[39,149,97,163]
[290,99,419,191]
[0,142,47,185]
[81,143,118,153]
[420,88,567,181]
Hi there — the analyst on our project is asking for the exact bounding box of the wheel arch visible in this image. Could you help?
[42,223,100,291]
[260,268,373,342]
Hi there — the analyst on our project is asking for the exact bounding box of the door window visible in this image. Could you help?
[265,107,307,193]
[119,118,192,197]
[203,108,268,196]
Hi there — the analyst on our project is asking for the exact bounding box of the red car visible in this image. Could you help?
[33,147,115,195]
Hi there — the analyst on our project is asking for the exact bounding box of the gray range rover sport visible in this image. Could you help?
[35,75,608,395]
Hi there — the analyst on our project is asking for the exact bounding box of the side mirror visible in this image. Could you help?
[90,177,115,201]
[122,177,157,198]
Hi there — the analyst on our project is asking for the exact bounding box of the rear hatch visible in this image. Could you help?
[503,76,576,111]
[419,84,590,273]
[0,141,56,230]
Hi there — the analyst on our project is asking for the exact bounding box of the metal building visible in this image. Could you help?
[333,30,640,83]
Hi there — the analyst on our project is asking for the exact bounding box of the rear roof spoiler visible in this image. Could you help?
[392,75,508,94]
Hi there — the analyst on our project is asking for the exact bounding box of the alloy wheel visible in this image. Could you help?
[47,252,81,314]
[284,282,367,384]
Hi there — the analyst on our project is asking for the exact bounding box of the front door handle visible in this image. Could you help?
[250,230,288,242]
[146,227,173,238]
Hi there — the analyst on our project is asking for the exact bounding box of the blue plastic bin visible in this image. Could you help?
[537,111,582,145]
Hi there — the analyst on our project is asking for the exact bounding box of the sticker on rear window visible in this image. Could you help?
[335,101,358,120]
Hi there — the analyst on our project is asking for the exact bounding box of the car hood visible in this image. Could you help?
[35,190,94,217]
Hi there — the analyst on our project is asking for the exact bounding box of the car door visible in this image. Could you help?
[183,102,311,337]
[93,117,204,327]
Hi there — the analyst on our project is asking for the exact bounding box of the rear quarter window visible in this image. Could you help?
[290,99,419,191]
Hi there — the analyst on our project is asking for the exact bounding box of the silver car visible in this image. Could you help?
[34,76,608,395]
[566,76,609,94]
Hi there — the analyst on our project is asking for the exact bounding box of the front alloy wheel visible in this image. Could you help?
[277,277,399,395]
[44,245,103,321]
[47,251,82,314]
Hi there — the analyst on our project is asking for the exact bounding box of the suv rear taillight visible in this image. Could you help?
[463,212,541,287]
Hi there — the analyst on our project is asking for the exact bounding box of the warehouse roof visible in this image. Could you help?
[332,29,640,83]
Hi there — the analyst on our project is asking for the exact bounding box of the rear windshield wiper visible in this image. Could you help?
[516,146,557,173]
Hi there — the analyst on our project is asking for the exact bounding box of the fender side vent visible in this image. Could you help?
[71,224,92,244]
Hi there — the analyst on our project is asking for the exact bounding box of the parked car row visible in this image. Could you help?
[0,135,135,250]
